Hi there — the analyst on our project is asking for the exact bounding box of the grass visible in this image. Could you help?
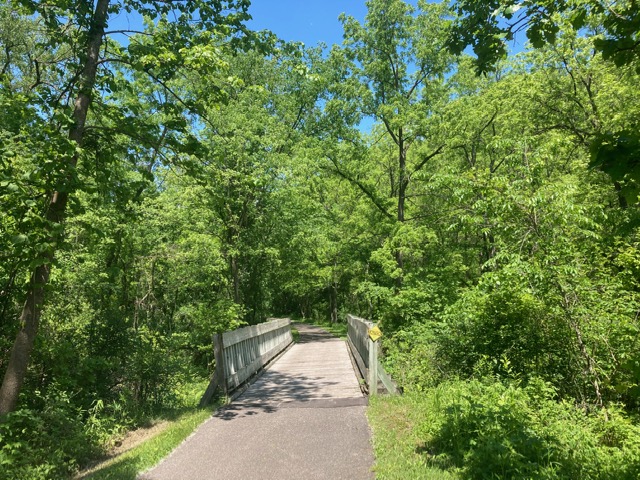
[80,405,217,480]
[291,325,300,342]
[367,394,459,480]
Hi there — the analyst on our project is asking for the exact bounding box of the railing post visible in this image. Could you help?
[368,336,378,396]
[214,333,228,400]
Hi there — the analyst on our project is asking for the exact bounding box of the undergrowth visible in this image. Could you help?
[368,378,640,479]
[0,379,211,479]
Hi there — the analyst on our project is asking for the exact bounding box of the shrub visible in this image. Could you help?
[403,379,640,479]
[382,324,444,391]
[0,406,99,480]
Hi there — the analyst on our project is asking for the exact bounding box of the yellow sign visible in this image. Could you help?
[368,325,383,342]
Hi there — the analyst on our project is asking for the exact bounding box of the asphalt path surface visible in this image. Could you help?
[139,324,374,480]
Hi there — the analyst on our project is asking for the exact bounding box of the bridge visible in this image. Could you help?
[140,317,395,480]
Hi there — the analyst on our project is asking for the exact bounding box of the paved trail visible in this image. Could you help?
[140,324,374,480]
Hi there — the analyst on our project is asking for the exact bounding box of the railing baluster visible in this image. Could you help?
[210,318,293,397]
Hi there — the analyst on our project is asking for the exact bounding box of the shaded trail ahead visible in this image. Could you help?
[140,324,374,480]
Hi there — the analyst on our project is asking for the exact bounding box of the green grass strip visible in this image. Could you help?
[83,408,214,480]
[367,395,458,480]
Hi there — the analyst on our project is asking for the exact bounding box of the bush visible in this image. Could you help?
[0,406,99,480]
[0,373,211,480]
[373,378,640,479]
[382,324,444,391]
[437,277,574,386]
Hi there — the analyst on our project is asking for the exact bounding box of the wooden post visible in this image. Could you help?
[214,333,228,400]
[368,337,378,396]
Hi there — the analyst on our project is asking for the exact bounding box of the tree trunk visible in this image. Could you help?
[0,0,110,416]
[559,286,605,410]
[230,255,241,304]
[396,128,407,289]
[0,266,19,327]
[614,181,628,209]
[329,283,338,324]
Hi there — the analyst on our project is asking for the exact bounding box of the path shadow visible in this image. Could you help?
[214,403,279,420]
[212,323,361,420]
[214,369,350,420]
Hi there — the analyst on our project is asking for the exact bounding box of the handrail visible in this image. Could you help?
[347,314,373,385]
[347,314,398,396]
[199,318,293,406]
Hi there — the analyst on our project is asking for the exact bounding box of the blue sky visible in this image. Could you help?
[108,1,524,53]
[247,1,367,46]
[246,1,420,47]
[108,1,379,48]
[246,1,526,53]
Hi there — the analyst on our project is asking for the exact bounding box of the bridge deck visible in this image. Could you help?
[237,324,364,405]
[141,324,374,480]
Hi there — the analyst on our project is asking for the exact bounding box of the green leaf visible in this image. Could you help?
[11,234,28,244]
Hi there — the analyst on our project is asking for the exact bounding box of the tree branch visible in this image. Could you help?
[324,156,394,220]
[411,144,444,177]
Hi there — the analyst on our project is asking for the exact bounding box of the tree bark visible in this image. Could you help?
[614,181,628,209]
[0,0,110,416]
[230,255,241,304]
[329,282,338,324]
[396,128,407,289]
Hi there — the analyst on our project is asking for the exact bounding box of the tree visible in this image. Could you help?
[333,0,453,286]
[0,0,250,416]
[391,43,640,407]
[449,2,640,204]
[449,0,640,74]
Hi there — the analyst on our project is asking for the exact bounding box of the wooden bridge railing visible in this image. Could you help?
[346,314,398,396]
[200,318,293,406]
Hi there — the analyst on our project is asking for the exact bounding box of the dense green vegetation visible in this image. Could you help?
[369,381,640,479]
[1,0,639,477]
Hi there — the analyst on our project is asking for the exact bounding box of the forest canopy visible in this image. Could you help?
[1,0,640,478]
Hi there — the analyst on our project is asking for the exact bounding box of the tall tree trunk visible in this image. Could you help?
[559,285,605,411]
[396,128,407,289]
[0,266,19,327]
[0,0,110,416]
